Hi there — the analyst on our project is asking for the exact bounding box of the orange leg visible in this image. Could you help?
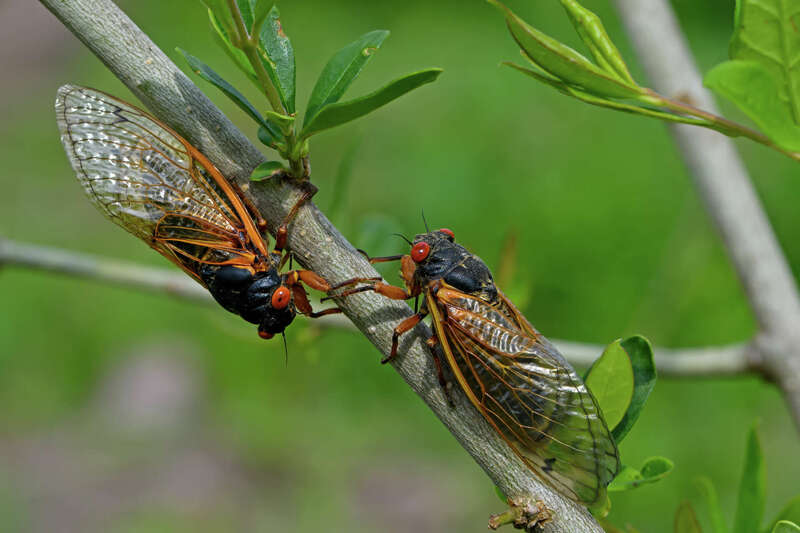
[275,181,318,252]
[290,284,342,318]
[230,180,269,234]
[383,310,427,364]
[427,337,454,407]
[324,280,413,302]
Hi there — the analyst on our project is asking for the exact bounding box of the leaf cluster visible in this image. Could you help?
[180,0,442,179]
[490,0,800,162]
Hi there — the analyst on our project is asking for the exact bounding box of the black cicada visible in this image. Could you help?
[329,228,620,505]
[56,85,338,339]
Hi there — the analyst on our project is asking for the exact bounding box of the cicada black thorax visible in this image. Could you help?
[411,231,499,304]
[198,251,296,337]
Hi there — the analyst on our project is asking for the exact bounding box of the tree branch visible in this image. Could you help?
[38,0,602,529]
[613,0,800,429]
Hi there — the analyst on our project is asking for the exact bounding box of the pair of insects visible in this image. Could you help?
[55,86,619,507]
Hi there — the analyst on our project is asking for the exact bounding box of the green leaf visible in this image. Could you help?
[773,522,800,533]
[304,29,390,126]
[208,9,258,85]
[177,48,267,128]
[250,161,286,181]
[235,0,254,35]
[695,477,729,533]
[201,0,236,38]
[264,110,294,133]
[251,0,272,36]
[765,496,800,533]
[733,422,766,533]
[608,457,674,492]
[729,0,800,124]
[675,501,703,533]
[258,6,296,114]
[257,124,281,148]
[612,335,656,443]
[704,60,800,151]
[557,0,636,85]
[488,0,643,99]
[584,339,634,430]
[300,68,442,138]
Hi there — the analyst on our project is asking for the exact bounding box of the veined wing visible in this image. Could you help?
[429,286,619,505]
[55,85,266,281]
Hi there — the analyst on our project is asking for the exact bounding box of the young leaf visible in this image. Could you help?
[251,0,272,36]
[733,422,766,533]
[264,110,295,133]
[235,0,254,36]
[208,9,258,85]
[557,0,636,85]
[304,29,390,126]
[257,124,282,148]
[765,496,800,533]
[773,522,800,533]
[177,48,268,129]
[675,501,703,533]
[584,339,634,430]
[695,477,729,533]
[258,6,296,114]
[729,0,800,124]
[608,457,674,492]
[612,335,656,443]
[201,0,236,38]
[300,68,442,138]
[488,0,643,99]
[704,60,800,152]
[250,160,286,181]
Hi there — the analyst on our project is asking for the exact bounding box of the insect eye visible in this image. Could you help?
[258,330,274,340]
[439,228,455,241]
[411,241,431,263]
[271,286,291,309]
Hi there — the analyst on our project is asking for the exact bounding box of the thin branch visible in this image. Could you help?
[38,0,602,530]
[613,0,800,429]
[1,237,760,378]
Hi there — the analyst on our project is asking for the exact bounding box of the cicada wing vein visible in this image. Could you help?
[427,286,619,505]
[55,85,268,282]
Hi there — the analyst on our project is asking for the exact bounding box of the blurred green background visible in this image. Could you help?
[1,0,799,531]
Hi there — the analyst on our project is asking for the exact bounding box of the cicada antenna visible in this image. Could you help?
[421,209,430,233]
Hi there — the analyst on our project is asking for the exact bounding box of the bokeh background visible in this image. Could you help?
[1,0,799,531]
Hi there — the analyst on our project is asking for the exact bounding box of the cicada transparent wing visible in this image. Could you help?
[54,85,266,282]
[428,286,619,505]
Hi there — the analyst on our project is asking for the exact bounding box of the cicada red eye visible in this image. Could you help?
[411,241,431,263]
[259,330,274,340]
[439,228,455,240]
[271,286,291,309]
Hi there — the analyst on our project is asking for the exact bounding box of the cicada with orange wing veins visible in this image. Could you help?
[328,228,620,505]
[55,85,339,339]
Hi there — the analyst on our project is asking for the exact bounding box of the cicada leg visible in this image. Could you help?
[286,269,343,318]
[383,308,428,364]
[275,181,318,253]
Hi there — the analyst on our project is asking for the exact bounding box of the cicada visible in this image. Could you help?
[55,85,338,339]
[329,228,620,505]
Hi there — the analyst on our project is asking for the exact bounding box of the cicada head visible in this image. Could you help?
[409,228,497,301]
[237,270,296,339]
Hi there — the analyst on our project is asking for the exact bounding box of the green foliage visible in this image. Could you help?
[612,336,656,443]
[766,496,800,533]
[733,423,766,533]
[183,2,441,178]
[769,520,800,533]
[249,161,286,181]
[177,48,269,129]
[585,339,634,430]
[585,335,656,445]
[491,0,800,161]
[696,477,728,533]
[704,61,800,151]
[608,457,673,492]
[304,30,390,126]
[675,501,703,533]
[729,0,800,124]
[675,424,800,533]
[300,69,443,139]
